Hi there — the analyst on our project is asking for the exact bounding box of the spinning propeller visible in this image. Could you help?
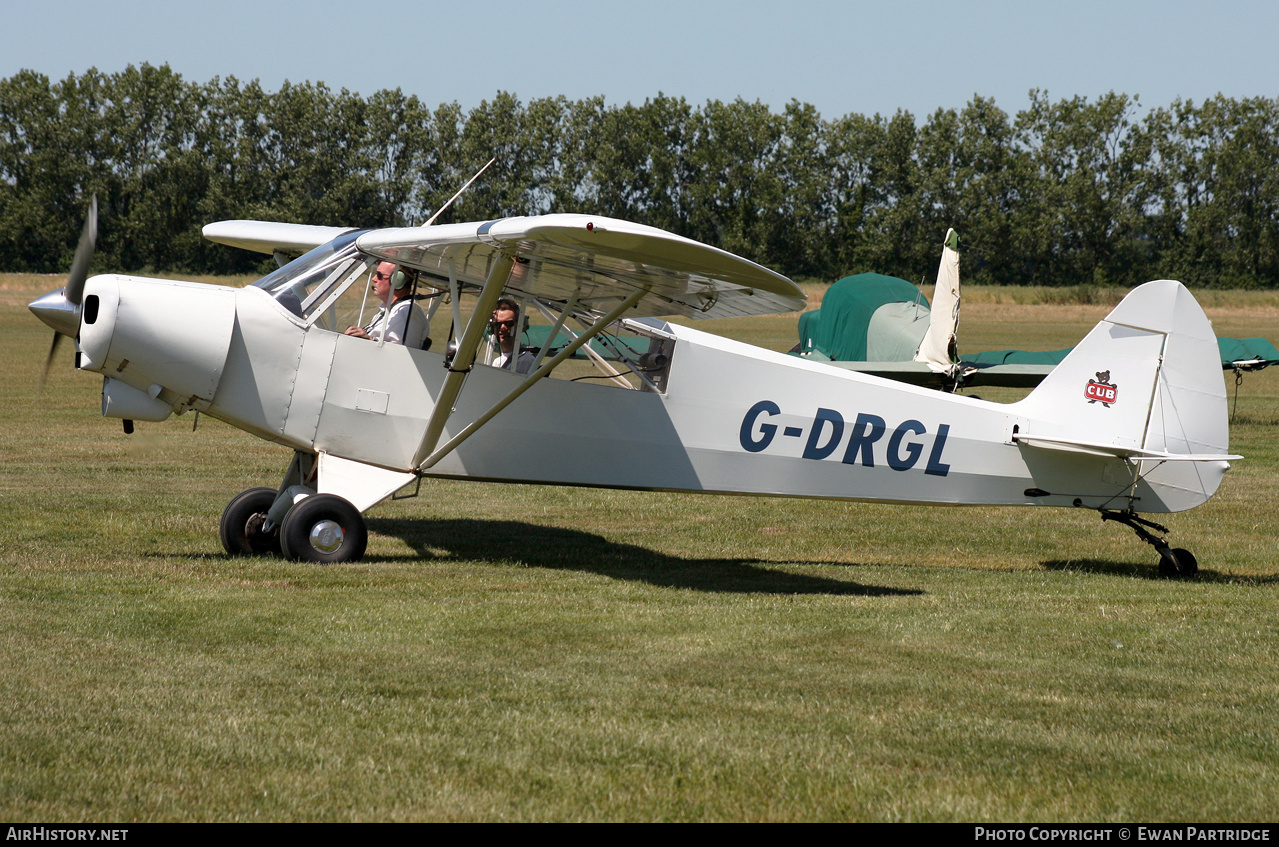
[31,195,97,388]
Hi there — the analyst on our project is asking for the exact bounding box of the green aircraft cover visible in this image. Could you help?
[963,347,1071,366]
[1218,337,1279,369]
[794,273,930,362]
[967,337,1279,370]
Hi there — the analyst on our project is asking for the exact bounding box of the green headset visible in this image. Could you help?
[390,267,416,291]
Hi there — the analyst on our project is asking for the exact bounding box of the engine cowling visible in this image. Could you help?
[77,275,238,410]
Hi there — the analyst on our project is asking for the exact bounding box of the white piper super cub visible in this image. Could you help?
[30,198,1238,575]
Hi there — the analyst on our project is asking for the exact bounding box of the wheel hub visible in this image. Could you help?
[308,520,345,554]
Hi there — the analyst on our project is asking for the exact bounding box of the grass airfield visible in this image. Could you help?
[2,274,1278,821]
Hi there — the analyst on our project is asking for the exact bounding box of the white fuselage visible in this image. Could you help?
[75,274,1228,516]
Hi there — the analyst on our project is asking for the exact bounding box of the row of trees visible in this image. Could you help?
[2,64,1277,287]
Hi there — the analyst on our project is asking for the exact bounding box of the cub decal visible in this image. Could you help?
[1085,370,1118,407]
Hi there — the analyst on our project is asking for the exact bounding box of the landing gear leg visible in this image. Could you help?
[1099,510,1198,577]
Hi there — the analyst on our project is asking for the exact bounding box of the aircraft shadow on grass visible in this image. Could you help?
[365,517,922,597]
[1041,558,1178,580]
[1039,558,1269,583]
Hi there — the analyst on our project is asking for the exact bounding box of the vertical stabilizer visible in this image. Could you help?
[1013,280,1233,512]
[915,229,961,375]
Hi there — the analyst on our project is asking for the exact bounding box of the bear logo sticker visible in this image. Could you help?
[1085,370,1118,407]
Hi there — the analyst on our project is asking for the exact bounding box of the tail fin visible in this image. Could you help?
[914,229,961,374]
[1013,280,1236,512]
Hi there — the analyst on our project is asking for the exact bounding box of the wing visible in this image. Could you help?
[356,214,805,320]
[201,220,355,259]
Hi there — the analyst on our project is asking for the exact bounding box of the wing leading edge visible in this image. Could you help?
[202,220,355,259]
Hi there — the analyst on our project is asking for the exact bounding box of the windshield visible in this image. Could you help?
[252,230,372,322]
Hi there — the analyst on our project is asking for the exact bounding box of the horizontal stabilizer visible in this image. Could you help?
[1013,432,1240,462]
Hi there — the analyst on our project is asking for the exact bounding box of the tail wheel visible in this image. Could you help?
[1099,512,1199,579]
[1159,547,1199,578]
[1170,547,1199,577]
[280,494,367,564]
[220,487,281,557]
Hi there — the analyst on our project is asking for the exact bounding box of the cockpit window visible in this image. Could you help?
[252,230,371,322]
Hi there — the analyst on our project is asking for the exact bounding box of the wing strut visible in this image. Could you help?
[413,254,515,466]
[530,292,579,373]
[532,302,633,389]
[417,285,650,470]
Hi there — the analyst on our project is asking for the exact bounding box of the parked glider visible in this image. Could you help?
[797,231,1279,390]
[31,201,1238,574]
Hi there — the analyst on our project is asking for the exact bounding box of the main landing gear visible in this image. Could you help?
[220,452,369,564]
[220,487,368,563]
[1099,510,1198,577]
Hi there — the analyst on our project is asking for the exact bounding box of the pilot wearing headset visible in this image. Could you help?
[345,261,430,348]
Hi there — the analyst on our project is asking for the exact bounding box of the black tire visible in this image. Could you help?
[1171,547,1199,577]
[1158,547,1199,578]
[279,494,367,564]
[220,487,281,557]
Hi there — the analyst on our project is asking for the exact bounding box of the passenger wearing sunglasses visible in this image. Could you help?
[490,298,534,373]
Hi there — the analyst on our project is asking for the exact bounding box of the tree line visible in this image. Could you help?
[2,63,1277,288]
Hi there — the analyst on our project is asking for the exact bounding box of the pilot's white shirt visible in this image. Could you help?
[493,349,535,373]
[363,297,429,348]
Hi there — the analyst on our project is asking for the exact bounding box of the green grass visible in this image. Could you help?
[3,276,1279,821]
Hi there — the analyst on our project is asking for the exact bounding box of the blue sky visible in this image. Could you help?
[3,0,1276,120]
